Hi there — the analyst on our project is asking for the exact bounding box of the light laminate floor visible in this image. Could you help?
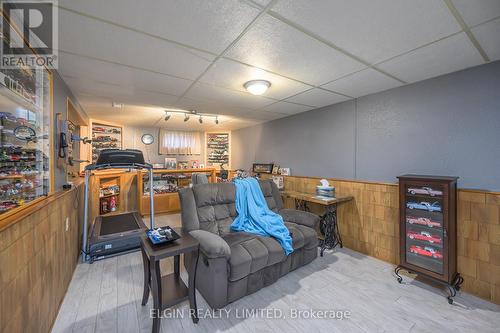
[52,214,500,333]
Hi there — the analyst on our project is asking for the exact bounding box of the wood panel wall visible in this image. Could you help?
[263,174,500,304]
[0,184,84,333]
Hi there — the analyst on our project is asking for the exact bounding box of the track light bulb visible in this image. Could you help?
[164,112,171,121]
[184,114,190,122]
[215,116,219,125]
[199,116,203,124]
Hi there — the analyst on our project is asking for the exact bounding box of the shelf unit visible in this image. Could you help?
[137,168,216,215]
[0,66,52,216]
[395,174,462,304]
[205,131,230,170]
[90,121,123,163]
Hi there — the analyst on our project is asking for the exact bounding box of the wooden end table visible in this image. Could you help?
[281,191,353,256]
[140,228,199,333]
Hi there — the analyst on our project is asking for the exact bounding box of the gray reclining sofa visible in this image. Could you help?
[179,179,319,309]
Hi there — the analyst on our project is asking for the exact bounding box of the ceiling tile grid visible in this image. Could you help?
[451,0,500,27]
[225,14,367,86]
[55,0,497,131]
[59,0,263,54]
[471,18,500,62]
[284,88,351,108]
[321,68,403,98]
[376,32,484,83]
[267,0,462,64]
[262,101,313,115]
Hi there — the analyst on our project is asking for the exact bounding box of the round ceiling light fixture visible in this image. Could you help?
[243,80,271,95]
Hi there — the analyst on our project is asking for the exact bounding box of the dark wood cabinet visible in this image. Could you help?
[396,175,463,303]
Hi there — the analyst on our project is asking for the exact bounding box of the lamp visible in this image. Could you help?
[243,80,271,95]
[215,116,219,125]
[199,115,203,124]
[164,111,171,121]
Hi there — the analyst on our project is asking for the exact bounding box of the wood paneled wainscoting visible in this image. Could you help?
[0,183,84,333]
[261,174,500,304]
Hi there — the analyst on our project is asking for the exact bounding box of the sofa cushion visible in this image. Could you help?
[285,222,319,250]
[223,232,286,281]
[193,183,237,235]
[222,221,317,282]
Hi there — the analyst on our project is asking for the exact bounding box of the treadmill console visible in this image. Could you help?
[95,149,145,166]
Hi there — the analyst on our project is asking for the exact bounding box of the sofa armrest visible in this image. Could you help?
[279,209,320,229]
[189,230,231,260]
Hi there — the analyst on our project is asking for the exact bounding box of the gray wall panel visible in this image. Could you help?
[231,61,500,190]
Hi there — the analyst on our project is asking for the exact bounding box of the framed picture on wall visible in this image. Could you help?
[253,163,274,174]
[178,161,189,169]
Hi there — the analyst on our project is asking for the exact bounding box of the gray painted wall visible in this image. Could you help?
[231,61,500,190]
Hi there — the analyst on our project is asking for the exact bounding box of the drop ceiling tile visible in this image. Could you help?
[451,0,500,27]
[270,0,461,64]
[59,9,214,80]
[262,101,313,115]
[285,88,350,108]
[472,18,500,61]
[226,15,366,85]
[377,33,484,83]
[59,0,261,54]
[184,82,275,109]
[59,53,193,96]
[200,58,311,100]
[321,68,402,98]
[64,77,179,108]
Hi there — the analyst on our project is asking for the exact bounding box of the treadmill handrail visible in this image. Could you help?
[85,162,153,171]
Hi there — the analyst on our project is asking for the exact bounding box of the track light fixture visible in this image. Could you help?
[160,108,220,124]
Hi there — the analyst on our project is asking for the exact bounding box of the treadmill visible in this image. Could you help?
[81,149,155,263]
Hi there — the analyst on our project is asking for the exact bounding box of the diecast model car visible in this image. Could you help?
[409,245,443,259]
[406,201,441,212]
[406,216,441,228]
[408,187,442,196]
[407,231,442,244]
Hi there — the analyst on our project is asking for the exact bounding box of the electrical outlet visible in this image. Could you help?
[65,217,69,231]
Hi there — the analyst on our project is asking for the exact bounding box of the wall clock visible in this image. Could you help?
[141,133,154,145]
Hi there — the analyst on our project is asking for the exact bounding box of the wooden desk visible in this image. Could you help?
[140,228,200,333]
[281,191,353,256]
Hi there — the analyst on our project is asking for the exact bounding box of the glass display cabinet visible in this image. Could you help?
[91,122,122,163]
[395,175,462,304]
[0,66,52,215]
[137,168,216,215]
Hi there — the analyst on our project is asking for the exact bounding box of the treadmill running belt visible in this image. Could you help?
[100,213,141,236]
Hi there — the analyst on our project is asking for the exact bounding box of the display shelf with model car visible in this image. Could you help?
[206,132,230,170]
[395,175,462,304]
[137,168,216,215]
[91,122,123,163]
[0,62,52,216]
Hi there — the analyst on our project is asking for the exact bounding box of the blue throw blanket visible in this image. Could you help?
[230,178,293,255]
